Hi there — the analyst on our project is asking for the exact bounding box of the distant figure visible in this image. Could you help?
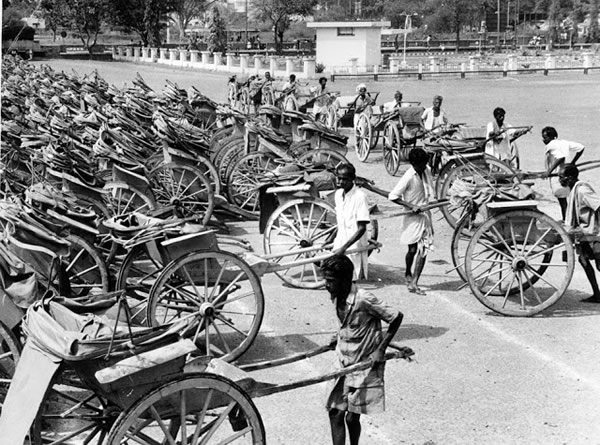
[311,76,331,121]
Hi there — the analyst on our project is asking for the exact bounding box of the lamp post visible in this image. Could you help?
[245,0,249,47]
[497,0,501,47]
[400,13,417,68]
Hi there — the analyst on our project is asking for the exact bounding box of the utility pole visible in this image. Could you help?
[245,0,249,47]
[496,0,501,47]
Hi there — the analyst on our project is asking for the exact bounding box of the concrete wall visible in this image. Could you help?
[315,27,381,67]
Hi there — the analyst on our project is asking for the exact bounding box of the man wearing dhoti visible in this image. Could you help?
[388,148,435,294]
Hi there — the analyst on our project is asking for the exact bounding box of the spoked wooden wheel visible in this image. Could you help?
[0,320,20,416]
[383,122,401,176]
[149,163,214,224]
[103,181,156,217]
[450,204,488,282]
[106,373,265,444]
[465,210,574,316]
[195,152,222,197]
[64,233,110,297]
[263,198,337,289]
[226,152,278,215]
[147,251,264,362]
[115,244,166,325]
[31,370,113,444]
[191,107,218,133]
[297,149,348,171]
[439,156,517,228]
[354,113,372,162]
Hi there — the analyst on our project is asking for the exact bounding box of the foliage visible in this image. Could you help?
[315,61,325,72]
[172,0,207,43]
[41,0,111,50]
[105,0,177,46]
[252,0,317,54]
[2,14,35,40]
[207,5,227,54]
[422,0,486,49]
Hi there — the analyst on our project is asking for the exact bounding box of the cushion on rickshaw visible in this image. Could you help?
[398,106,425,125]
[455,126,487,141]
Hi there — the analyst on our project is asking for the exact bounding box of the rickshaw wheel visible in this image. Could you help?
[77,195,119,266]
[0,320,21,415]
[116,244,166,326]
[195,152,222,197]
[64,233,110,297]
[149,163,214,225]
[147,251,264,362]
[107,373,265,445]
[284,95,298,111]
[451,203,487,282]
[465,210,574,316]
[263,198,336,289]
[297,149,348,171]
[103,181,156,218]
[191,107,218,133]
[217,142,245,193]
[227,152,278,215]
[31,370,113,445]
[383,122,401,176]
[354,113,372,162]
[325,106,338,131]
[439,156,517,228]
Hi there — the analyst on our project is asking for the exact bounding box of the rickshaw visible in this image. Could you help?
[0,295,413,444]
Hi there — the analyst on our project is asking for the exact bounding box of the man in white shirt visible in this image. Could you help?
[388,148,435,294]
[485,107,520,169]
[421,95,448,133]
[542,126,585,218]
[330,163,371,281]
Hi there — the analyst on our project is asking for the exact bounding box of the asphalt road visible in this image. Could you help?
[33,59,600,444]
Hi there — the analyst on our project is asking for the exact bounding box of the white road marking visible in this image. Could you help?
[432,291,600,393]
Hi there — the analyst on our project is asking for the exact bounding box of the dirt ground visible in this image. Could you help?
[33,59,600,444]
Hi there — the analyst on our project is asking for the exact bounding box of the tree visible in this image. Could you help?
[588,0,599,41]
[207,5,227,54]
[41,0,111,51]
[106,0,177,46]
[172,0,207,43]
[253,0,318,54]
[534,0,574,47]
[423,0,486,50]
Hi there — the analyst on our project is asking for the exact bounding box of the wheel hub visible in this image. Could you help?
[299,239,313,248]
[170,197,181,206]
[512,256,528,271]
[199,302,215,318]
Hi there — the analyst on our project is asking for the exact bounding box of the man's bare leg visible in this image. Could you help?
[405,243,417,284]
[329,408,346,445]
[346,412,361,445]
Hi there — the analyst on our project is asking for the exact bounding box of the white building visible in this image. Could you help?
[306,21,390,70]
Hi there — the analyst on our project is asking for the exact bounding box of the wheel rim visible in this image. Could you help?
[354,114,371,162]
[451,204,488,283]
[150,163,214,224]
[195,153,221,197]
[440,156,517,228]
[116,245,166,325]
[148,251,264,362]
[227,153,277,215]
[465,210,574,316]
[298,149,348,172]
[64,234,110,297]
[103,181,156,218]
[32,372,113,445]
[107,374,265,444]
[383,124,401,176]
[264,198,336,289]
